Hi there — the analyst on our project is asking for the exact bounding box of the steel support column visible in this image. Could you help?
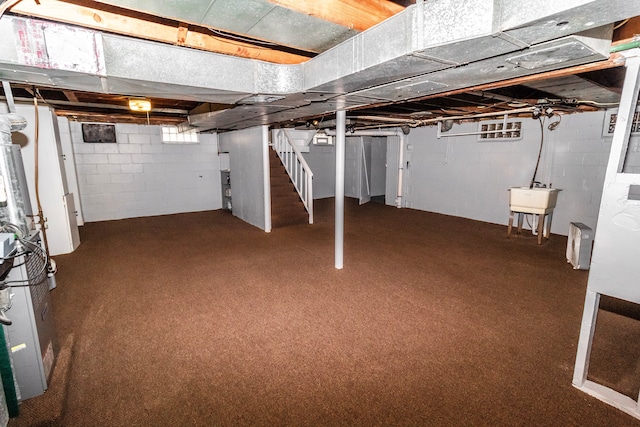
[335,110,345,269]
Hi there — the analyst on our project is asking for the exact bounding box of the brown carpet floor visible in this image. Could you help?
[7,198,640,426]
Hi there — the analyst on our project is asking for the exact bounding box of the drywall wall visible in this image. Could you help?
[402,111,640,236]
[70,121,221,222]
[301,144,335,199]
[367,137,387,197]
[56,117,84,226]
[222,126,268,231]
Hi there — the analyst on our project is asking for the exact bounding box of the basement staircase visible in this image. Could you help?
[269,149,309,228]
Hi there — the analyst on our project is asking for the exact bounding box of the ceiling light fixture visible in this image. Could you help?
[128,98,151,112]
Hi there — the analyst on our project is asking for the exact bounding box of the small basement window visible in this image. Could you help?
[161,126,199,144]
[603,109,640,137]
[478,120,522,141]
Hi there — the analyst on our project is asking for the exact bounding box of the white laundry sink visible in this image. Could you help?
[509,187,560,214]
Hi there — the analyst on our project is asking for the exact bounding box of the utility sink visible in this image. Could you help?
[509,187,560,214]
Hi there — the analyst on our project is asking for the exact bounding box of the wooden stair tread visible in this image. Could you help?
[269,149,309,228]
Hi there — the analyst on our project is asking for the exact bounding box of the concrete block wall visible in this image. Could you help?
[403,110,640,236]
[69,121,221,222]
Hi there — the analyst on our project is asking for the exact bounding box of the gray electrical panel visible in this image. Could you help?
[3,232,57,401]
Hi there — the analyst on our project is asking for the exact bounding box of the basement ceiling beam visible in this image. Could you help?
[394,54,626,106]
[63,90,79,103]
[613,16,640,42]
[0,95,190,114]
[267,0,404,31]
[53,109,187,125]
[8,0,311,64]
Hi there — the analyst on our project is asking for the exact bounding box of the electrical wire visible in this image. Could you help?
[577,100,620,107]
[548,113,562,131]
[207,28,279,49]
[0,237,48,287]
[529,117,545,189]
[614,18,630,30]
[0,222,23,239]
[0,225,49,288]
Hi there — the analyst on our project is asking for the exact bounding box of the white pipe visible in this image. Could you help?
[397,132,405,208]
[327,130,397,136]
[262,125,271,233]
[335,110,346,269]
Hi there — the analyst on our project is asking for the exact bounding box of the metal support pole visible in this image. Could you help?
[262,125,271,233]
[1,82,15,113]
[335,110,345,269]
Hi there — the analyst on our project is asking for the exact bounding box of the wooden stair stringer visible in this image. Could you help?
[269,150,309,228]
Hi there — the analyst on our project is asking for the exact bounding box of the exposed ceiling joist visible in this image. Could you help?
[0,0,638,128]
[9,0,312,64]
[613,16,640,42]
[267,0,404,31]
[63,90,79,103]
[407,54,625,105]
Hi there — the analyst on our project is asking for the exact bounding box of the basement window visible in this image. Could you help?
[477,120,522,141]
[161,126,199,144]
[603,109,640,137]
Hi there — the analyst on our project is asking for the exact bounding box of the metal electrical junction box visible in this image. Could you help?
[3,232,58,401]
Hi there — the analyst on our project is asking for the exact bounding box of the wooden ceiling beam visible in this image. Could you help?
[63,90,79,103]
[411,54,626,103]
[613,16,640,43]
[54,109,187,125]
[9,0,310,64]
[267,0,404,32]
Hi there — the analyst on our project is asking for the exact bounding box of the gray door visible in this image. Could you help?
[345,137,361,199]
[359,139,371,205]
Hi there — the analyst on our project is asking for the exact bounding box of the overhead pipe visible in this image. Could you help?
[610,38,640,53]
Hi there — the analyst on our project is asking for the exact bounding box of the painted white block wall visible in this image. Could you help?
[402,111,640,236]
[69,122,221,222]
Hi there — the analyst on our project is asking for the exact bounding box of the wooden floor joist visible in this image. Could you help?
[267,0,404,31]
[9,0,311,64]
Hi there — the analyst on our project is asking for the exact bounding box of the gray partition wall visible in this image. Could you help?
[221,126,270,231]
[573,54,640,420]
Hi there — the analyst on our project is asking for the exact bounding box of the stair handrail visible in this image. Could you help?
[274,129,314,224]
